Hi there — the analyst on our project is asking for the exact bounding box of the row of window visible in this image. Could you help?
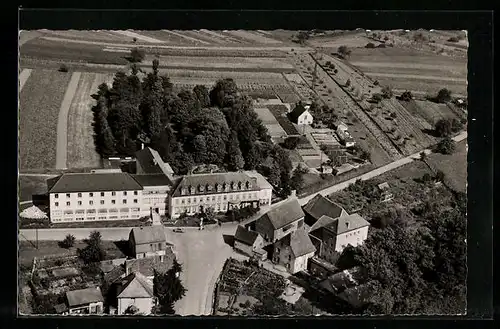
[51,214,141,222]
[54,191,139,198]
[52,208,140,216]
[54,199,139,207]
[180,181,253,196]
[176,192,258,205]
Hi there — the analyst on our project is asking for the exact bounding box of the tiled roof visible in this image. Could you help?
[130,226,167,245]
[117,272,154,299]
[289,227,316,257]
[135,147,174,176]
[325,214,370,235]
[104,264,126,284]
[260,198,304,229]
[48,173,143,193]
[66,287,104,307]
[234,226,260,246]
[171,172,260,197]
[244,170,273,190]
[303,194,345,222]
[125,252,175,278]
[288,104,308,122]
[131,174,172,187]
[309,215,337,233]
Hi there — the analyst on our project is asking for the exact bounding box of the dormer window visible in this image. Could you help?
[190,186,196,195]
[207,184,213,192]
[230,181,236,190]
[215,183,221,192]
[223,183,229,192]
[181,188,187,196]
[246,181,252,189]
[237,181,242,190]
[199,184,205,193]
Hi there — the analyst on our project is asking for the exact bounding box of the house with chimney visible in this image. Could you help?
[288,103,313,125]
[302,194,348,226]
[272,227,316,274]
[128,226,169,259]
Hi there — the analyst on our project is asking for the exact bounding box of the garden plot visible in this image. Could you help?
[413,100,459,125]
[254,107,287,138]
[163,30,210,45]
[308,33,373,48]
[426,140,467,193]
[40,29,132,43]
[19,69,73,169]
[225,30,282,44]
[267,104,300,136]
[66,72,115,169]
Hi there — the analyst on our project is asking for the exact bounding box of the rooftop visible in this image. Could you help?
[259,198,304,229]
[325,214,370,235]
[48,173,143,193]
[234,225,261,246]
[125,253,175,278]
[289,227,316,257]
[308,215,337,233]
[288,104,308,122]
[117,272,154,299]
[303,194,346,222]
[130,226,167,245]
[135,147,174,177]
[131,174,172,187]
[66,287,104,307]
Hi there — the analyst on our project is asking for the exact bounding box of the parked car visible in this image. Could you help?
[173,228,184,233]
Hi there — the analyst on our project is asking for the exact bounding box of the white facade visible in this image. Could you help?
[297,110,313,125]
[291,252,315,274]
[141,185,170,217]
[49,190,143,223]
[117,297,155,315]
[335,226,369,253]
[68,301,103,315]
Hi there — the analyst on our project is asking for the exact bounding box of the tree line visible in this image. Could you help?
[91,59,293,197]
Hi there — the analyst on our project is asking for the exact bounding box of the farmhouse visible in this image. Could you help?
[309,213,370,256]
[272,227,316,274]
[47,172,144,223]
[302,194,348,226]
[115,272,156,315]
[169,171,272,219]
[129,226,169,259]
[65,287,104,314]
[233,225,266,259]
[254,198,305,243]
[288,103,313,125]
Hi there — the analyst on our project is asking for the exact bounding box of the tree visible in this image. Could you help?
[290,164,308,192]
[419,151,427,161]
[381,85,393,99]
[337,45,352,58]
[435,88,452,103]
[282,136,300,150]
[130,47,145,63]
[92,96,116,157]
[294,31,310,44]
[153,259,187,315]
[210,78,238,108]
[193,85,210,108]
[365,42,376,48]
[434,118,453,137]
[77,231,106,264]
[399,91,413,101]
[58,64,69,72]
[435,170,446,182]
[226,130,245,171]
[345,79,351,87]
[145,77,164,139]
[60,234,76,249]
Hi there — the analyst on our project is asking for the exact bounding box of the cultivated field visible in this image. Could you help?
[401,100,460,126]
[348,47,467,96]
[254,107,287,138]
[66,72,115,168]
[426,140,467,193]
[19,69,73,169]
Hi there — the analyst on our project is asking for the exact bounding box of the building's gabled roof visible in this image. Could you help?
[130,226,167,245]
[66,287,104,307]
[125,253,175,278]
[289,227,316,257]
[103,264,126,284]
[48,173,143,193]
[234,226,261,246]
[259,198,305,229]
[135,147,174,176]
[171,172,259,197]
[308,215,337,233]
[288,104,309,122]
[303,194,346,222]
[244,170,273,190]
[131,174,172,187]
[117,272,154,299]
[325,214,370,235]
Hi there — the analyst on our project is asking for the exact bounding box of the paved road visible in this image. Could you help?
[18,131,466,315]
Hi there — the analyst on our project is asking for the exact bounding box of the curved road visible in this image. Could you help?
[19,130,466,315]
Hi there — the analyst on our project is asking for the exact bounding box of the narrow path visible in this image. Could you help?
[19,69,32,92]
[55,72,81,169]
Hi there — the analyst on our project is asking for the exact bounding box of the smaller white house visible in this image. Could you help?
[116,272,156,315]
[233,225,266,259]
[289,104,313,125]
[273,227,316,274]
[65,287,104,314]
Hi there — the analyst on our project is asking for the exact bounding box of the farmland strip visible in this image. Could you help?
[19,69,32,92]
[366,72,467,83]
[56,72,81,169]
[162,30,210,45]
[110,30,165,43]
[199,29,242,43]
[225,30,281,44]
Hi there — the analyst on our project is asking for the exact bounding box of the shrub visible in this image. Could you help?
[58,64,68,73]
[334,69,338,74]
[365,42,376,48]
[373,80,379,86]
[326,61,332,66]
[381,85,393,99]
[345,79,351,87]
[435,137,456,154]
[390,112,397,118]
[435,170,446,182]
[377,43,386,48]
[337,45,352,58]
[60,234,76,249]
[447,36,459,42]
[371,93,383,102]
[435,88,452,103]
[130,47,145,63]
[384,35,389,41]
[399,90,413,101]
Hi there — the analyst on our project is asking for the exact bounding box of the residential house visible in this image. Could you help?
[233,225,266,259]
[309,214,370,259]
[129,226,169,259]
[255,198,305,244]
[377,182,394,202]
[124,252,175,280]
[302,194,348,226]
[288,104,313,125]
[65,287,104,314]
[272,227,316,274]
[131,174,172,217]
[47,172,144,223]
[319,266,367,294]
[116,272,156,315]
[134,147,175,180]
[169,171,272,219]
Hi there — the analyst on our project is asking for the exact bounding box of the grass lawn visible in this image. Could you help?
[50,218,150,229]
[19,68,73,169]
[426,140,467,193]
[18,175,52,202]
[18,240,126,268]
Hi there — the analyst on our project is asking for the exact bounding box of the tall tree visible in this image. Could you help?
[193,85,210,108]
[226,130,245,171]
[145,78,164,139]
[210,78,238,108]
[77,231,106,264]
[153,259,187,315]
